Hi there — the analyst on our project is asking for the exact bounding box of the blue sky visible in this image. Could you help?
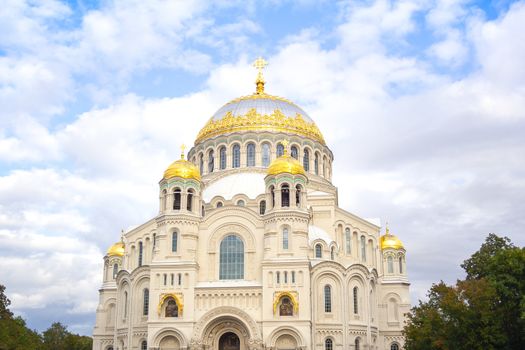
[1,0,524,336]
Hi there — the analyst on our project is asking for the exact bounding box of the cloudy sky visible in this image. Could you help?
[1,0,524,336]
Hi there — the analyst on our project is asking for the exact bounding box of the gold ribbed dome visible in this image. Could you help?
[163,149,201,181]
[107,241,125,257]
[268,154,306,176]
[380,226,404,250]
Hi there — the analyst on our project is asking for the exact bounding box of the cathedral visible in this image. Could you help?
[92,58,410,350]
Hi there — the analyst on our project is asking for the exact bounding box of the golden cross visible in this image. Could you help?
[253,57,268,94]
[180,144,186,159]
[385,221,390,235]
[253,57,268,74]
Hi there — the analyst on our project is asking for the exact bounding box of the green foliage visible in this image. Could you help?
[0,284,92,350]
[404,234,525,350]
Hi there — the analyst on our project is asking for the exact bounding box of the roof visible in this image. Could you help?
[203,172,266,202]
[308,225,335,246]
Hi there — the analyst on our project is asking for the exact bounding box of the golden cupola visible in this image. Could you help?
[267,141,306,176]
[380,225,404,250]
[195,57,325,145]
[163,146,201,181]
[107,241,125,257]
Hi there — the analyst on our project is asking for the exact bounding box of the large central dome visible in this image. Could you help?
[195,60,325,145]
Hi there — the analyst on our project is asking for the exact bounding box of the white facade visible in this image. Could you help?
[93,83,410,350]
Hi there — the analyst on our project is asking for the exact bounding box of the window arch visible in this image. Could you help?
[314,153,319,175]
[138,242,143,267]
[123,291,128,318]
[276,271,280,284]
[143,288,149,316]
[259,200,266,215]
[219,146,227,169]
[270,186,275,208]
[330,246,335,260]
[281,184,290,207]
[303,149,310,171]
[355,338,360,350]
[391,343,399,350]
[219,235,244,280]
[324,285,332,312]
[172,232,178,252]
[353,286,359,314]
[345,228,351,254]
[360,236,366,262]
[236,200,245,207]
[315,244,322,258]
[161,189,167,210]
[399,256,404,274]
[387,256,394,273]
[199,153,204,174]
[112,263,118,279]
[325,339,333,350]
[141,340,147,350]
[291,145,298,159]
[295,185,301,206]
[173,188,181,210]
[277,143,284,157]
[282,228,289,250]
[232,144,240,168]
[247,143,256,166]
[262,143,271,166]
[187,189,194,212]
[208,150,214,173]
[216,202,223,208]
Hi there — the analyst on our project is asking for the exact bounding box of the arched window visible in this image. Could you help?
[345,228,351,254]
[123,291,128,318]
[208,150,214,173]
[270,186,275,208]
[187,189,194,212]
[360,236,366,262]
[291,145,298,159]
[246,143,255,166]
[295,185,301,206]
[262,143,271,166]
[324,285,332,312]
[391,344,399,350]
[330,246,335,260]
[291,271,295,283]
[172,232,178,252]
[161,189,167,210]
[284,271,288,283]
[232,144,240,168]
[353,286,358,314]
[112,263,118,279]
[138,242,143,267]
[141,340,147,350]
[173,188,181,210]
[281,184,290,207]
[216,202,223,208]
[303,149,310,171]
[399,256,403,274]
[387,256,394,273]
[153,233,156,248]
[259,200,266,215]
[314,153,319,175]
[315,244,322,258]
[199,154,204,174]
[236,200,245,207]
[282,228,289,250]
[219,235,244,280]
[323,156,327,176]
[276,271,280,284]
[143,288,149,316]
[277,143,284,157]
[355,338,360,350]
[325,339,333,350]
[220,146,227,169]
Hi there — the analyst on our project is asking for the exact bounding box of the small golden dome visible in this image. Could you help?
[107,241,125,257]
[163,146,201,181]
[380,226,404,250]
[267,154,306,176]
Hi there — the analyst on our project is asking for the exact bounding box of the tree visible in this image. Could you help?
[404,234,525,350]
[0,284,13,320]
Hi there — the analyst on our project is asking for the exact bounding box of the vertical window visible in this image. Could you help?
[143,288,149,316]
[360,236,366,262]
[247,143,255,166]
[232,144,240,168]
[262,143,271,166]
[270,186,275,208]
[353,286,358,314]
[315,244,322,258]
[153,233,156,248]
[172,232,178,252]
[113,264,118,279]
[141,341,147,350]
[345,228,351,254]
[259,200,266,215]
[163,273,167,285]
[208,150,214,173]
[277,143,284,157]
[173,189,181,210]
[123,291,128,318]
[161,189,167,210]
[295,185,301,206]
[303,149,310,171]
[178,273,182,285]
[219,235,244,280]
[324,285,332,312]
[220,146,227,169]
[187,189,193,211]
[283,228,289,250]
[330,247,335,260]
[291,271,295,283]
[281,184,290,207]
[323,156,327,177]
[291,146,298,159]
[387,256,393,273]
[325,339,333,350]
[399,256,403,274]
[391,343,399,350]
[170,273,174,285]
[315,154,319,175]
[199,154,204,174]
[138,242,143,267]
[276,271,280,284]
[355,339,360,350]
[217,202,223,208]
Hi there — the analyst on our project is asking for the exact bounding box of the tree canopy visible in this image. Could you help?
[404,233,525,350]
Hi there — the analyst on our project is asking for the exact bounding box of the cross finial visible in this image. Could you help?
[281,139,289,155]
[385,221,390,235]
[253,57,268,94]
[180,144,186,159]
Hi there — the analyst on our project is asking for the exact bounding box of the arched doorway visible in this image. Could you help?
[219,332,240,350]
[159,335,180,350]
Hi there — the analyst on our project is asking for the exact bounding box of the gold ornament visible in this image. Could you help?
[163,148,201,181]
[107,241,125,257]
[380,223,404,250]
